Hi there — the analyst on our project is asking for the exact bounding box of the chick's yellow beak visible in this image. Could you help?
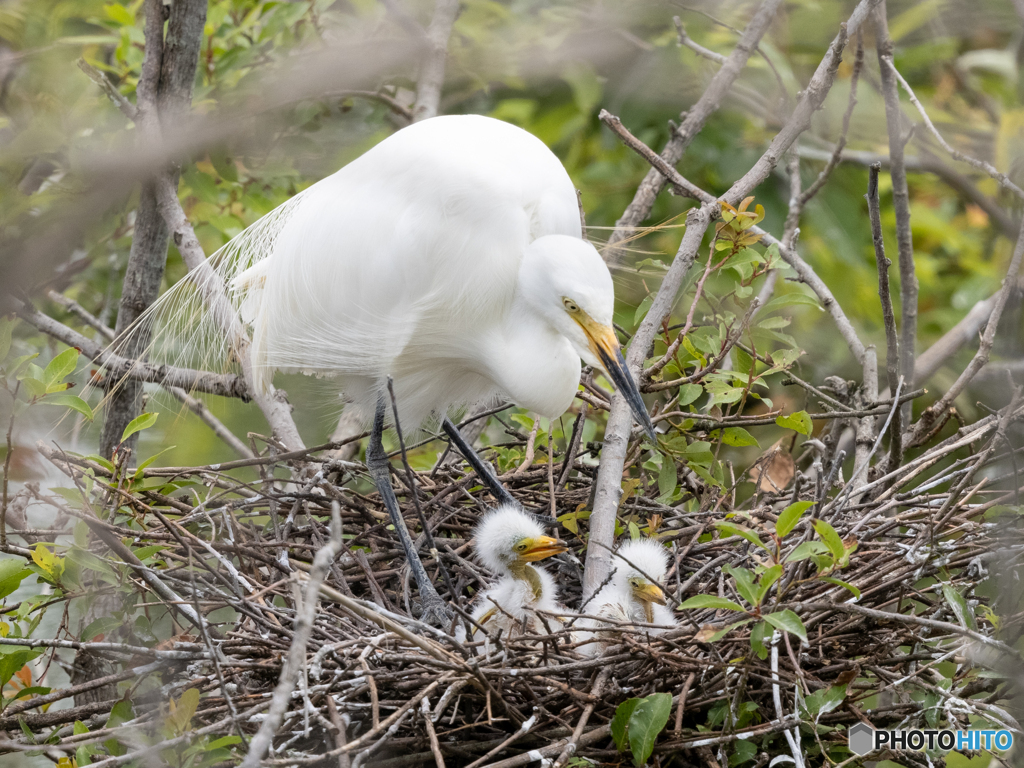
[633,581,667,606]
[518,535,568,562]
[572,313,656,441]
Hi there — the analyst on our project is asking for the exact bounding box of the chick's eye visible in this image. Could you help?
[562,297,579,313]
[515,542,528,552]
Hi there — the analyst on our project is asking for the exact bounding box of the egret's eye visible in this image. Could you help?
[514,541,529,552]
[562,297,579,313]
[628,577,640,588]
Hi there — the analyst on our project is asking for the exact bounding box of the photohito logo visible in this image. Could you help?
[848,724,1014,756]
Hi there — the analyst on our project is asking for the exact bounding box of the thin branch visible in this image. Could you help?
[583,203,714,599]
[908,215,1024,447]
[76,59,139,121]
[867,163,902,474]
[239,504,343,768]
[875,2,917,409]
[16,302,250,400]
[798,32,863,206]
[606,0,783,263]
[412,0,460,122]
[152,175,306,451]
[720,0,881,206]
[882,55,1024,201]
[796,145,1020,241]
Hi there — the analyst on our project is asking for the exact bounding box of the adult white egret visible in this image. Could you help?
[574,538,676,656]
[168,114,654,624]
[460,505,568,652]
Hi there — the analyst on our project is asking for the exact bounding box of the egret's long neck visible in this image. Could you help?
[484,293,580,419]
[508,561,544,601]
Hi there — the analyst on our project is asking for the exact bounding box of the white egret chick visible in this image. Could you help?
[574,538,676,657]
[462,505,568,652]
[158,114,654,626]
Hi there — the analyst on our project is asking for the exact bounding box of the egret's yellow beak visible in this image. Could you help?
[573,313,656,441]
[633,581,667,606]
[518,535,568,562]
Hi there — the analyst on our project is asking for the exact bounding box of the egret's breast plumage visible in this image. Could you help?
[231,115,582,427]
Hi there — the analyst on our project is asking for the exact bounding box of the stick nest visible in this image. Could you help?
[8,396,1023,768]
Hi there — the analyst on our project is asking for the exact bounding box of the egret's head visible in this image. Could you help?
[474,505,567,575]
[520,235,655,440]
[612,539,669,610]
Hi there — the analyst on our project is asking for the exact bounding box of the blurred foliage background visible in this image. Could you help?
[0,0,1022,472]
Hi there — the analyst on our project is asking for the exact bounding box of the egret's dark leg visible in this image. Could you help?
[442,417,517,508]
[368,397,451,626]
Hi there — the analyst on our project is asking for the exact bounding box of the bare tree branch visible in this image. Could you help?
[882,55,1024,201]
[17,302,250,400]
[797,145,1019,241]
[152,175,306,451]
[908,216,1024,447]
[605,0,783,264]
[413,0,460,122]
[868,163,902,474]
[875,2,917,414]
[99,0,207,459]
[583,203,714,599]
[239,505,343,768]
[720,0,881,206]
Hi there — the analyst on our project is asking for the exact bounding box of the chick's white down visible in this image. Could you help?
[574,538,677,657]
[224,114,615,429]
[463,506,566,646]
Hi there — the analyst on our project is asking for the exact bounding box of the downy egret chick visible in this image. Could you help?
[462,506,568,652]
[574,539,676,657]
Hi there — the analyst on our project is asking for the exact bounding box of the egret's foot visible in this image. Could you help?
[418,594,453,628]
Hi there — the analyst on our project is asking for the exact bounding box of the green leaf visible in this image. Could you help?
[73,721,89,736]
[627,693,672,767]
[0,317,14,362]
[750,620,769,660]
[657,456,677,500]
[821,577,861,600]
[610,697,640,752]
[43,348,79,387]
[813,520,845,561]
[104,3,135,26]
[120,412,158,444]
[0,558,31,600]
[775,410,812,435]
[633,296,653,326]
[754,564,783,606]
[6,353,38,378]
[20,377,46,398]
[707,617,753,642]
[132,446,176,479]
[785,540,828,562]
[64,547,116,578]
[83,616,122,642]
[677,383,702,406]
[723,564,758,607]
[172,688,200,733]
[719,427,759,448]
[39,394,93,420]
[715,522,768,552]
[106,699,134,729]
[942,584,977,631]
[764,609,807,641]
[678,595,744,612]
[776,501,813,539]
[759,292,821,316]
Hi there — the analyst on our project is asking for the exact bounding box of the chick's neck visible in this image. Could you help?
[508,561,544,601]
